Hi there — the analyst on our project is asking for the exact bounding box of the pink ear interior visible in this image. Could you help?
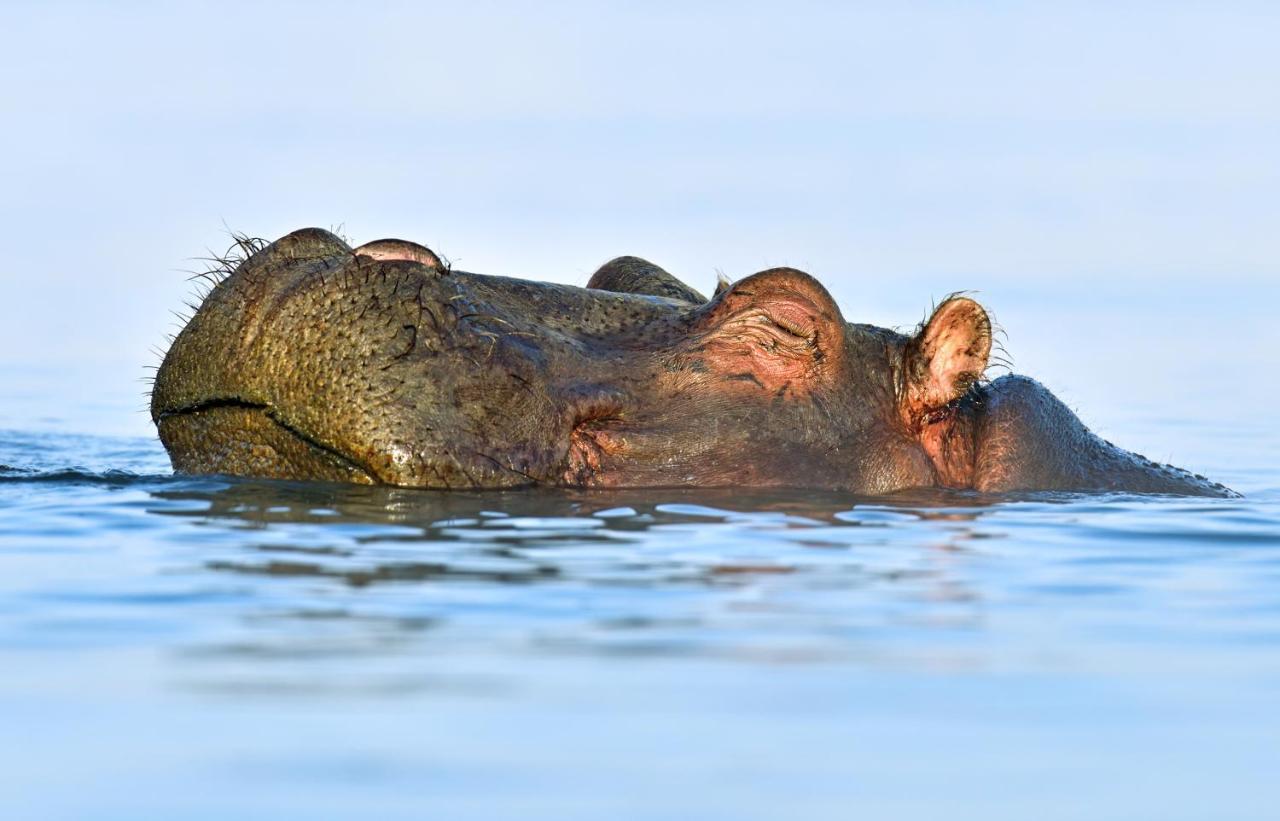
[909,297,992,410]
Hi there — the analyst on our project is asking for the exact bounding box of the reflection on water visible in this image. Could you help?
[141,480,1010,675]
[2,428,1279,819]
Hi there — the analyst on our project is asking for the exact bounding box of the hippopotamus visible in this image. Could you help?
[150,228,1234,497]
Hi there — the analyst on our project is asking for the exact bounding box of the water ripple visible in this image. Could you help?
[2,425,1279,818]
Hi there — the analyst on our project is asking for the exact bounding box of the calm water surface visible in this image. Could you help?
[2,398,1278,819]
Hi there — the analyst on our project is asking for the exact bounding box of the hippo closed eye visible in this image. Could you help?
[150,228,1235,497]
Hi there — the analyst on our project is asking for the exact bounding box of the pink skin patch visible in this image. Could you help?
[702,310,822,393]
[563,423,628,486]
[696,282,835,396]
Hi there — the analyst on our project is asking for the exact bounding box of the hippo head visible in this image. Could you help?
[152,228,995,493]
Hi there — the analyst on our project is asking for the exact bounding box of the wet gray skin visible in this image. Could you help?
[150,228,1235,497]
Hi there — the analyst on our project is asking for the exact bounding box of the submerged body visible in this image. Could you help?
[151,228,1233,497]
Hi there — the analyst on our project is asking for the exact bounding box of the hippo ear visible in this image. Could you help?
[694,267,844,394]
[902,296,991,420]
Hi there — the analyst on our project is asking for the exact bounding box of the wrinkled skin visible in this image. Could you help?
[151,228,1235,497]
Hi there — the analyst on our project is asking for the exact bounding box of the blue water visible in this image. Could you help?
[2,373,1279,819]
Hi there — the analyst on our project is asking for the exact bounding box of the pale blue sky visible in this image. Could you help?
[1,1,1277,438]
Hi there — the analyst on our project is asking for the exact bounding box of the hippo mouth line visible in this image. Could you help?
[156,398,378,483]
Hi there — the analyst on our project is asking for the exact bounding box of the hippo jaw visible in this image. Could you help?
[154,398,382,485]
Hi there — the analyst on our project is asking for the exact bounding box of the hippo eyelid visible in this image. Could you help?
[739,308,816,345]
[731,290,821,342]
[767,312,812,341]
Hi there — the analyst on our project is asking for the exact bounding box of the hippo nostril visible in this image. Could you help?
[352,238,445,271]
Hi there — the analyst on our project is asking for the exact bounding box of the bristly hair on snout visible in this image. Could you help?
[149,230,272,402]
[186,231,269,292]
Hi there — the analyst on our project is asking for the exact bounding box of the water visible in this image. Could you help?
[2,396,1278,821]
